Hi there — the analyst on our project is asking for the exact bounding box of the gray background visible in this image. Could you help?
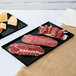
[0,0,76,10]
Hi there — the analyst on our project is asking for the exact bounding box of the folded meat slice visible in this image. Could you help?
[48,26,52,34]
[8,43,44,56]
[55,30,65,39]
[43,25,48,34]
[39,25,48,34]
[39,26,44,30]
[38,26,44,34]
[50,27,59,37]
[22,34,58,47]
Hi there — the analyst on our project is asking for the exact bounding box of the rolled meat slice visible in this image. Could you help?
[22,34,58,47]
[50,27,59,37]
[8,43,45,56]
[55,30,65,39]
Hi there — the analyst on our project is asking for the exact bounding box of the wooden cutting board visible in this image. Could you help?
[16,24,76,76]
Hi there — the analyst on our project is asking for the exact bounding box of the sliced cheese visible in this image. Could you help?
[0,12,8,22]
[8,16,17,26]
[0,23,6,29]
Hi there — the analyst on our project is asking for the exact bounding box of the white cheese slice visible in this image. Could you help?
[0,23,6,29]
[8,16,17,26]
[0,12,8,22]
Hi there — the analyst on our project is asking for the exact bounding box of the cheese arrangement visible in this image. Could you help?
[0,12,18,34]
[0,12,7,33]
[8,16,17,26]
[0,12,27,39]
[0,12,8,22]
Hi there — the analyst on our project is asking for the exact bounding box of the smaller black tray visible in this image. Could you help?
[2,21,74,66]
[0,13,27,39]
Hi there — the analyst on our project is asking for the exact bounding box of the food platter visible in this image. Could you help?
[0,13,27,39]
[2,21,74,66]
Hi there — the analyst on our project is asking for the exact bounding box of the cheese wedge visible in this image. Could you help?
[8,16,17,26]
[0,12,8,22]
[0,23,6,29]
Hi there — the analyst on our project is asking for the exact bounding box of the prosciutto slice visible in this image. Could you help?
[48,26,52,34]
[55,30,65,39]
[39,25,48,34]
[50,27,59,37]
[22,34,58,47]
[38,26,44,34]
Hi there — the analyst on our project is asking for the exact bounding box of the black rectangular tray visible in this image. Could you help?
[2,21,74,66]
[0,13,27,39]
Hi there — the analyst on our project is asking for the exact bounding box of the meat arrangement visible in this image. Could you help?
[8,43,44,56]
[3,21,74,66]
[8,34,58,56]
[7,24,68,57]
[38,25,67,40]
[22,34,58,47]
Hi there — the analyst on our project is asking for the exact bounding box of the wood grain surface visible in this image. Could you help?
[16,24,76,76]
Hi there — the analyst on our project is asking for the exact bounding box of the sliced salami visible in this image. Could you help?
[8,43,45,56]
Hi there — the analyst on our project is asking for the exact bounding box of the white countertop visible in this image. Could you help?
[0,10,64,76]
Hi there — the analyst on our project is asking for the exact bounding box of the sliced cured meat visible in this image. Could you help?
[8,43,44,56]
[39,26,44,30]
[55,30,65,39]
[43,25,48,34]
[50,27,59,37]
[22,34,58,47]
[38,25,65,40]
[48,26,52,34]
[39,25,48,34]
[38,26,44,34]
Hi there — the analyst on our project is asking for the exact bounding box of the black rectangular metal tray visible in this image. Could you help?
[0,13,27,39]
[2,21,74,66]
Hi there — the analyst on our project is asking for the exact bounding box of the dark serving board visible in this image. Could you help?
[0,13,27,39]
[2,21,74,66]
